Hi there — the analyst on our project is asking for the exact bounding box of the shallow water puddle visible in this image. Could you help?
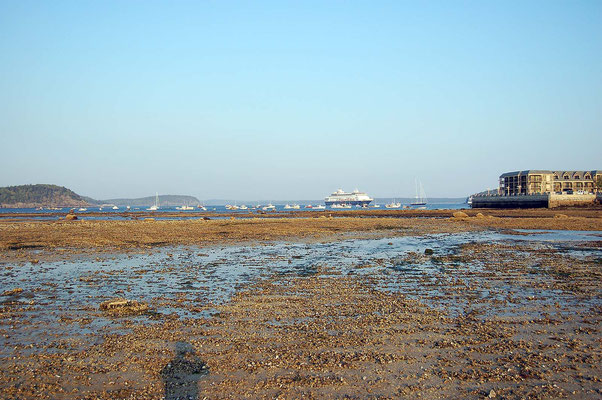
[0,229,600,354]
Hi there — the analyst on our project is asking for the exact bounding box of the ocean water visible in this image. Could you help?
[0,202,468,220]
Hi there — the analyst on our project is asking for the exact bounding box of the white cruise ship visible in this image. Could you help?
[324,189,373,207]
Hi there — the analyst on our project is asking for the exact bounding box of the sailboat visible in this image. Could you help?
[147,193,159,211]
[385,200,401,208]
[411,179,427,206]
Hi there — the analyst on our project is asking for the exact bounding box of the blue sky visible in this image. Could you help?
[1,1,600,199]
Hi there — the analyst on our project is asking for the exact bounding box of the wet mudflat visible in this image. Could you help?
[1,230,601,399]
[2,212,602,255]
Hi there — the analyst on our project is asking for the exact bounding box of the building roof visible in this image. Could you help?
[499,170,551,178]
[500,170,601,179]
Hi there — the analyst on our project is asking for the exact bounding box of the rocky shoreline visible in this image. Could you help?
[1,214,601,399]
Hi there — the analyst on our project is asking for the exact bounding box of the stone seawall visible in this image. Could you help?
[549,193,597,208]
[472,193,598,209]
[471,195,549,209]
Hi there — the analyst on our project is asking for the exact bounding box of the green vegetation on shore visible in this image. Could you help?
[0,184,201,208]
[0,184,88,208]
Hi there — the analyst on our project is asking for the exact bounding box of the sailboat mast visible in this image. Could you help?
[411,178,427,206]
[415,178,419,201]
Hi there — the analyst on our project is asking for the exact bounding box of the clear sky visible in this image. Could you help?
[1,1,600,200]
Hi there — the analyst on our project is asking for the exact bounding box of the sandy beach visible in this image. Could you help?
[1,208,601,254]
[1,210,601,399]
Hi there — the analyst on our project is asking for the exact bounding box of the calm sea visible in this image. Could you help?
[0,202,468,221]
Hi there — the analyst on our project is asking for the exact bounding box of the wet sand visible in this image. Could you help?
[1,212,601,399]
[1,208,601,256]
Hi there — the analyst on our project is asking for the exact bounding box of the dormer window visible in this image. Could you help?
[563,174,570,180]
[584,174,591,180]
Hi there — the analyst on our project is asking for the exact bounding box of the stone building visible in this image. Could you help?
[499,170,601,195]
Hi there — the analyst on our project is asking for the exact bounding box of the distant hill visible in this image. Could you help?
[0,184,90,208]
[0,185,201,208]
[88,195,201,207]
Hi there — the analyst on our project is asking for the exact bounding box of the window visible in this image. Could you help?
[563,174,570,180]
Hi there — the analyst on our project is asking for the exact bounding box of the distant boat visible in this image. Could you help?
[262,203,276,211]
[197,205,207,211]
[385,200,401,208]
[147,192,159,211]
[239,205,248,210]
[325,188,373,207]
[331,203,351,209]
[78,207,87,212]
[371,204,381,208]
[314,204,325,209]
[112,206,119,210]
[176,205,194,210]
[126,205,131,210]
[411,179,427,206]
[284,204,292,209]
[291,204,300,209]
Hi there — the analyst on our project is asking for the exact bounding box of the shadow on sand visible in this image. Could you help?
[160,341,208,400]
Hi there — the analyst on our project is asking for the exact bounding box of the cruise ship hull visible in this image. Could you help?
[324,189,374,207]
[325,200,372,206]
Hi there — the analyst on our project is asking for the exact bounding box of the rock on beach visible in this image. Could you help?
[452,211,469,219]
[99,298,148,315]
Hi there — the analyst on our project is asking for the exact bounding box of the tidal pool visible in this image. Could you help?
[1,229,600,355]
